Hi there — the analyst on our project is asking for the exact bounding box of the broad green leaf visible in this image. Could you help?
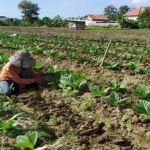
[16,135,33,150]
[133,100,150,119]
[29,131,38,146]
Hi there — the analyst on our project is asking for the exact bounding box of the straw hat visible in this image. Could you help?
[9,50,36,68]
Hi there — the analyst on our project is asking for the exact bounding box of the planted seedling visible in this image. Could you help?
[34,62,46,73]
[133,100,150,119]
[108,78,127,92]
[126,60,140,71]
[135,84,150,99]
[47,64,58,73]
[59,71,87,96]
[89,83,109,97]
[43,71,61,87]
[121,53,132,60]
[0,113,21,135]
[0,52,8,64]
[138,67,150,75]
[102,91,127,107]
[104,61,122,70]
[15,131,38,150]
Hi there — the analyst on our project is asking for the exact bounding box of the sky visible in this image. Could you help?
[0,0,149,19]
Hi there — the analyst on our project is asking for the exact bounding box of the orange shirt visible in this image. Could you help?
[0,62,43,85]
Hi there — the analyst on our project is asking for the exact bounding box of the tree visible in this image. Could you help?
[139,7,150,29]
[116,5,131,22]
[119,5,130,14]
[18,0,40,23]
[103,5,118,20]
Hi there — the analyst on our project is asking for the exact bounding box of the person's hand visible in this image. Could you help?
[34,77,44,84]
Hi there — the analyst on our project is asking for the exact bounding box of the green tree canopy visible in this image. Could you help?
[139,7,150,29]
[116,5,131,22]
[103,5,118,20]
[119,5,130,14]
[18,0,40,23]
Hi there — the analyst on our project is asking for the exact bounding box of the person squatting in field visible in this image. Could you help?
[0,50,50,97]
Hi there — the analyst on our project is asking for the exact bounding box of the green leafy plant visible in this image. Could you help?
[133,100,150,119]
[104,61,122,70]
[135,84,150,99]
[108,78,127,92]
[89,83,109,97]
[126,60,140,70]
[121,53,132,59]
[102,91,127,107]
[138,67,150,75]
[59,72,87,88]
[0,95,14,112]
[43,71,62,87]
[0,113,21,135]
[47,65,58,73]
[0,52,8,64]
[43,49,62,58]
[15,131,38,150]
[33,62,46,73]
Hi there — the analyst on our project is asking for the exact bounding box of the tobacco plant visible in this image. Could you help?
[102,91,127,107]
[133,100,150,119]
[104,61,122,70]
[135,84,150,99]
[89,83,109,97]
[0,113,21,135]
[59,71,87,96]
[0,52,8,64]
[108,78,127,92]
[15,131,38,150]
[121,53,132,60]
[0,95,13,113]
[126,60,140,71]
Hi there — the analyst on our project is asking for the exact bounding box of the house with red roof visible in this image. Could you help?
[85,14,109,26]
[84,14,118,26]
[85,14,109,21]
[124,7,146,20]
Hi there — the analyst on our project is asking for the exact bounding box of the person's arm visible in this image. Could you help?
[7,67,35,85]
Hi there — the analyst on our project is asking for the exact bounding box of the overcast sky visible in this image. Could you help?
[0,0,149,19]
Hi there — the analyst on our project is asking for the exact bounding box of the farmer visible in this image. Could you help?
[0,50,49,97]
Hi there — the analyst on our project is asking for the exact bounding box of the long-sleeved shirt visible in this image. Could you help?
[0,62,43,85]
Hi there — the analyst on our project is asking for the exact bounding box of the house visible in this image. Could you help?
[67,19,86,30]
[85,14,109,26]
[0,16,7,21]
[124,7,145,20]
[84,14,118,26]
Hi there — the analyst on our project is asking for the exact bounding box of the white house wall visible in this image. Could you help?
[85,21,119,26]
[125,16,138,20]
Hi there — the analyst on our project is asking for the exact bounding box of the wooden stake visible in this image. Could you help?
[100,41,112,68]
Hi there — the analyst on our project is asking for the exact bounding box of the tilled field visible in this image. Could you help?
[0,27,150,150]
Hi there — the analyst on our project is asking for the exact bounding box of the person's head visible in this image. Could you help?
[9,50,36,68]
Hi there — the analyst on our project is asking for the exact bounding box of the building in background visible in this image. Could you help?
[124,7,145,20]
[0,16,7,21]
[67,19,85,30]
[84,14,118,26]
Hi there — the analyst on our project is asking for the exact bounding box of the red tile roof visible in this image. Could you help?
[124,7,146,17]
[85,14,109,21]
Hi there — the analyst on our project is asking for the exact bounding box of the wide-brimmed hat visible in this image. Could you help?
[9,50,36,68]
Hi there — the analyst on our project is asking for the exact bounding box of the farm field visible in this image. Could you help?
[0,27,150,150]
